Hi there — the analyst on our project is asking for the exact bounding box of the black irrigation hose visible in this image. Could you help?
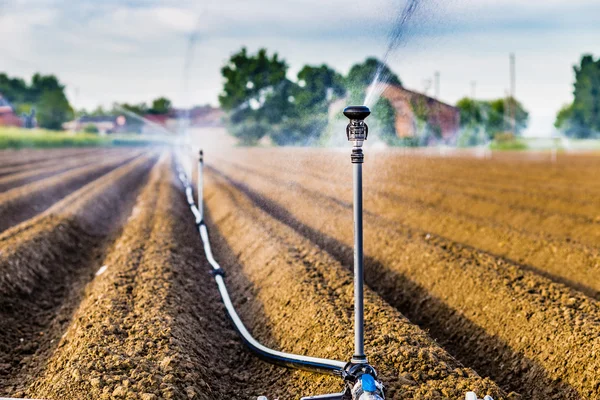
[176,165,348,378]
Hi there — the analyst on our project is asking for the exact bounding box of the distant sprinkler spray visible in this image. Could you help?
[364,0,423,107]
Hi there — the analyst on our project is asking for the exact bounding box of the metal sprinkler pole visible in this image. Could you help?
[353,151,365,362]
[344,105,371,365]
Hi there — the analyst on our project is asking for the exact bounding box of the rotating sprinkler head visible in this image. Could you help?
[344,106,370,148]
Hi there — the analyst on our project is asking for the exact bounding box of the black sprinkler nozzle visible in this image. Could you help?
[344,106,370,145]
[343,106,371,121]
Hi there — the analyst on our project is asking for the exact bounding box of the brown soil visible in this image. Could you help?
[218,156,600,299]
[0,148,103,170]
[26,155,317,400]
[208,149,600,399]
[202,165,507,399]
[0,148,127,192]
[0,153,158,396]
[1,146,597,399]
[0,149,147,233]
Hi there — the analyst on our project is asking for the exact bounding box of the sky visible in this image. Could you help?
[0,0,599,136]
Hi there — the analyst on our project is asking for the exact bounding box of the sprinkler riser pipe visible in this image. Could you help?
[352,160,367,363]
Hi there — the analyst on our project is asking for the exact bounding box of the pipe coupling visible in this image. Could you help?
[351,148,364,164]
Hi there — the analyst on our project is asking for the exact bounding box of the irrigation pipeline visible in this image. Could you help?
[174,155,348,379]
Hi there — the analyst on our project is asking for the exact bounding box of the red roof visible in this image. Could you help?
[0,111,22,127]
[143,114,169,126]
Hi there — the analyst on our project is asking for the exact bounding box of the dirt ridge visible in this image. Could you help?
[208,158,600,399]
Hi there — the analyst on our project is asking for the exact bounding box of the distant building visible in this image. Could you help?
[141,114,174,134]
[0,94,23,127]
[380,84,460,142]
[330,84,461,144]
[63,115,120,134]
[63,105,225,135]
[188,105,224,127]
[172,105,225,127]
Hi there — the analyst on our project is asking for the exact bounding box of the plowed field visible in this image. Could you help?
[1,145,598,400]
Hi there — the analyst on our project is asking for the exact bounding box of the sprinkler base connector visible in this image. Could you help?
[351,148,364,164]
[210,268,226,277]
[350,355,368,364]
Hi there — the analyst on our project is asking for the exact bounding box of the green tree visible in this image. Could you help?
[456,97,528,140]
[29,74,63,102]
[219,48,292,144]
[296,65,345,113]
[485,97,528,137]
[456,97,485,127]
[267,64,346,146]
[346,58,402,91]
[556,55,600,138]
[0,74,29,104]
[149,97,172,115]
[36,89,74,130]
[555,103,574,130]
[219,47,287,113]
[0,73,74,129]
[0,73,74,130]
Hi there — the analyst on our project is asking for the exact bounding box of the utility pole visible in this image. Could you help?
[510,53,516,134]
[422,79,432,96]
[434,71,440,99]
[504,89,510,132]
[471,81,477,99]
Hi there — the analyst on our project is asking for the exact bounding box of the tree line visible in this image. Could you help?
[218,48,403,146]
[0,72,174,131]
[0,73,73,130]
[455,97,529,146]
[80,97,173,118]
[219,48,534,147]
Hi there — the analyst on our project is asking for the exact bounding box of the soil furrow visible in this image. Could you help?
[28,154,306,399]
[246,151,600,215]
[0,153,157,396]
[224,157,600,249]
[0,149,147,233]
[0,148,103,169]
[203,167,508,399]
[0,148,129,191]
[208,162,600,399]
[217,157,600,299]
[0,148,119,178]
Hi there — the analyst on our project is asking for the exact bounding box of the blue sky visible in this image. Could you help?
[1,0,599,136]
